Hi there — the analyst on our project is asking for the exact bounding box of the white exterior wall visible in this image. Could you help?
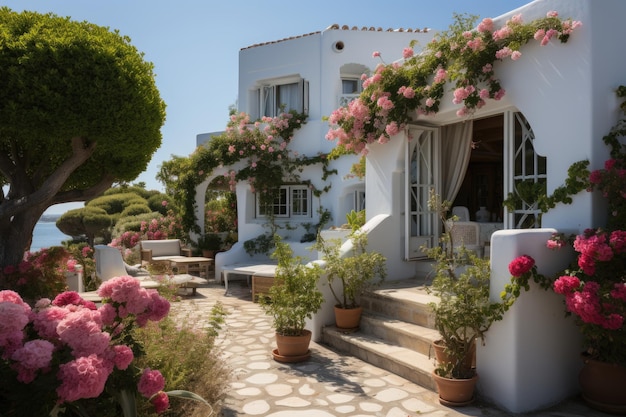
[233,28,433,237]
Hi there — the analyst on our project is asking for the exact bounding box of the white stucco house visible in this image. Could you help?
[194,0,626,412]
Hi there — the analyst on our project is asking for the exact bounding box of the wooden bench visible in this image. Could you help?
[221,263,277,296]
[251,273,283,302]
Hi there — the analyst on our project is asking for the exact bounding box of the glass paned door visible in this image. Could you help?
[504,112,546,228]
[405,127,440,260]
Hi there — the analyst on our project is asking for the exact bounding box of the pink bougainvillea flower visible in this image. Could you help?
[553,275,581,295]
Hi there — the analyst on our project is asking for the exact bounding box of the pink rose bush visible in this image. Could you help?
[326,11,581,155]
[551,228,626,366]
[0,276,178,416]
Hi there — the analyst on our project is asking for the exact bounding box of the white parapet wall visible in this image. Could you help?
[478,228,582,412]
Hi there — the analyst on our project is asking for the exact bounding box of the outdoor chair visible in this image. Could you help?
[451,206,470,222]
[445,220,482,257]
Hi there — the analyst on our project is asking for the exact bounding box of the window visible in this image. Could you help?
[257,185,311,218]
[252,77,309,119]
[339,76,363,107]
[342,78,362,94]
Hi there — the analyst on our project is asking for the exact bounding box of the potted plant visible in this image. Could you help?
[317,226,387,331]
[196,233,222,258]
[424,192,510,406]
[260,235,323,362]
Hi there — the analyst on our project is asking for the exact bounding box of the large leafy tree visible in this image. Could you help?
[0,8,166,266]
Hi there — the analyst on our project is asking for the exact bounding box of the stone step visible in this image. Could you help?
[322,326,437,391]
[359,279,438,329]
[321,279,441,392]
[359,313,440,357]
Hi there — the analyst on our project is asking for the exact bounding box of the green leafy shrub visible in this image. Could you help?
[135,302,229,417]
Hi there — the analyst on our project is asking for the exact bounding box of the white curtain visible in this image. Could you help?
[441,121,473,203]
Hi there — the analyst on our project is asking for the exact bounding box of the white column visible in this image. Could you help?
[478,228,581,412]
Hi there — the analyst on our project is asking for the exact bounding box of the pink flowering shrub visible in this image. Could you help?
[506,90,626,367]
[326,11,581,155]
[551,228,626,366]
[140,209,185,241]
[0,276,192,416]
[0,246,75,301]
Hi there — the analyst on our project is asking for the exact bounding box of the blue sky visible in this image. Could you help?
[2,0,530,214]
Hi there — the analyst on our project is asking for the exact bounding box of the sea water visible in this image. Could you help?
[31,221,72,251]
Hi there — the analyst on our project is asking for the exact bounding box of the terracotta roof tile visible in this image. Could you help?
[240,24,430,51]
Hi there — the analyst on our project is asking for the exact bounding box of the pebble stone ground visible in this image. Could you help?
[172,281,613,417]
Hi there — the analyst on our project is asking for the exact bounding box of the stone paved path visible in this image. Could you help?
[172,282,612,417]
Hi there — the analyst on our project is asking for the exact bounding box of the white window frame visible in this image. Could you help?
[503,111,546,229]
[252,76,309,119]
[339,74,363,107]
[256,185,311,219]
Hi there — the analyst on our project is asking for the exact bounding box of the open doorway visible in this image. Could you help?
[453,114,504,222]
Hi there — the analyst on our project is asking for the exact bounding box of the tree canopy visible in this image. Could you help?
[0,8,166,266]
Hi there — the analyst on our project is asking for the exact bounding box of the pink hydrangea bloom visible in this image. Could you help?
[56,354,112,402]
[0,290,31,312]
[402,47,414,59]
[57,309,110,357]
[0,303,30,351]
[52,291,96,310]
[11,339,55,372]
[111,344,134,370]
[138,368,166,398]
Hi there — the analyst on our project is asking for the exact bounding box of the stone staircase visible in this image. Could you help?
[320,278,441,391]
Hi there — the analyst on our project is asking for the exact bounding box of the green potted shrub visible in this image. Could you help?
[424,192,509,406]
[196,233,222,258]
[316,227,387,331]
[260,235,323,362]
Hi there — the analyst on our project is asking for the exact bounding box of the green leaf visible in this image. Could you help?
[166,390,211,405]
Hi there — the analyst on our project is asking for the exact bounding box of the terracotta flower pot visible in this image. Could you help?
[431,370,478,407]
[579,353,626,414]
[275,329,311,358]
[432,339,476,371]
[334,305,362,331]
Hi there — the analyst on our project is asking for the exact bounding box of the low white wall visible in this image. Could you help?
[478,228,582,412]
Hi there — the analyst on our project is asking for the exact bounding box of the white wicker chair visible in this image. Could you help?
[451,206,470,221]
[445,220,482,257]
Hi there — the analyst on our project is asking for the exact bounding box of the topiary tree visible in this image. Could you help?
[0,8,165,267]
[56,206,112,247]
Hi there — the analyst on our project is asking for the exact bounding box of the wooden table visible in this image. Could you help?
[169,256,213,278]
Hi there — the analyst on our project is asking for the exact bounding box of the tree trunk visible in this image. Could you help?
[0,209,44,269]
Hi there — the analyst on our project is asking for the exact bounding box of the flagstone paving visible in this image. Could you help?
[172,282,612,417]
